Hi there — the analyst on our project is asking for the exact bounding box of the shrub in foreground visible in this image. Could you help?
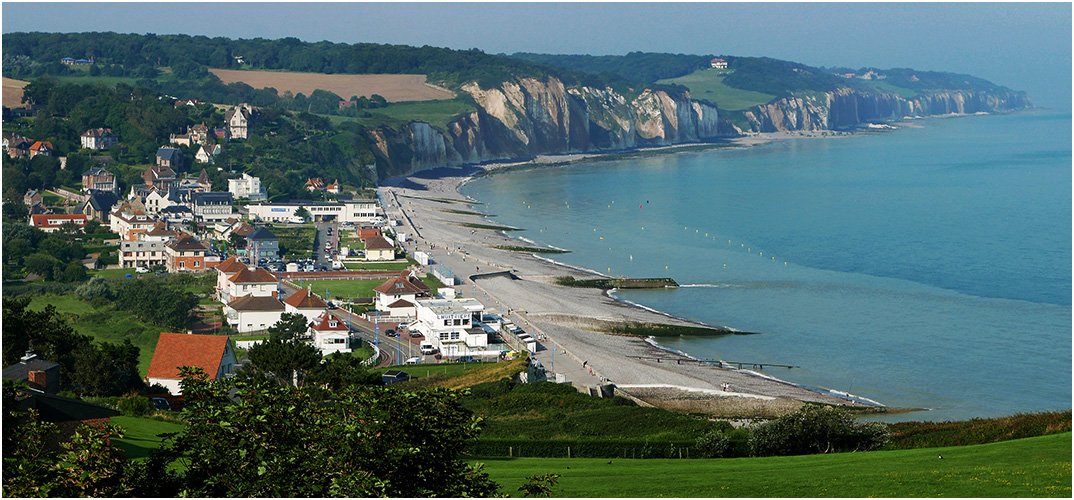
[748,405,890,457]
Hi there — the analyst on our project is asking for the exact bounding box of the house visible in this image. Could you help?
[143,164,178,190]
[28,140,53,158]
[190,123,211,144]
[224,294,285,333]
[326,179,342,194]
[356,227,382,239]
[168,132,192,147]
[81,166,118,193]
[216,219,255,241]
[177,169,213,193]
[159,204,194,223]
[80,128,118,150]
[304,178,326,192]
[174,99,200,108]
[109,202,155,240]
[81,191,120,222]
[222,266,278,303]
[228,173,265,200]
[363,236,396,261]
[246,227,279,261]
[195,144,222,164]
[308,311,351,355]
[12,390,121,445]
[156,146,185,170]
[373,272,431,318]
[3,352,61,394]
[213,127,229,142]
[225,104,257,140]
[6,135,32,159]
[191,192,233,223]
[411,298,488,360]
[165,234,211,272]
[283,288,330,323]
[710,58,728,69]
[30,214,87,233]
[119,239,168,270]
[214,256,247,300]
[23,189,43,207]
[146,332,237,395]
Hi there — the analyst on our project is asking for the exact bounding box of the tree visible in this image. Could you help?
[293,206,311,222]
[266,312,309,341]
[242,338,321,387]
[305,351,380,392]
[60,260,87,283]
[156,372,500,497]
[747,405,891,457]
[3,380,131,497]
[1,297,91,368]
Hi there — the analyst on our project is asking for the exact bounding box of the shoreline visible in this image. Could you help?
[379,132,898,416]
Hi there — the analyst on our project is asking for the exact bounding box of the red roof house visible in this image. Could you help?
[30,214,88,233]
[146,332,236,395]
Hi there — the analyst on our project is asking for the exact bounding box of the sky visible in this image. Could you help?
[2,2,1071,107]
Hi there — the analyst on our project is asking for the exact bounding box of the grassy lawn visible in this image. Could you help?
[297,278,385,301]
[88,268,137,278]
[343,261,412,271]
[28,294,166,374]
[658,68,777,111]
[40,191,66,204]
[475,432,1072,498]
[52,75,142,88]
[112,415,186,460]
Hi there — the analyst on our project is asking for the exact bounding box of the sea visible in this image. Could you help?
[460,109,1072,422]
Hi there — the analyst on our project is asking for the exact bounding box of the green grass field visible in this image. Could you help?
[475,432,1072,498]
[343,261,411,271]
[658,69,777,111]
[112,415,186,460]
[296,278,384,301]
[373,362,482,378]
[28,294,165,374]
[324,98,477,130]
[860,79,920,99]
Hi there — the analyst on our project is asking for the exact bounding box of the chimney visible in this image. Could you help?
[28,370,46,391]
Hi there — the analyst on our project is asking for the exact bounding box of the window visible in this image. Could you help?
[443,319,451,327]
[453,319,462,326]
[450,332,460,340]
[439,332,449,340]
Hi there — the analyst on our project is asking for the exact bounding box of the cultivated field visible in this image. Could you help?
[209,69,454,102]
[657,69,776,111]
[3,77,29,107]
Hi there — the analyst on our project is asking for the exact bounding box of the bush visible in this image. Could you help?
[747,405,890,457]
[116,391,154,417]
[694,429,731,458]
[75,276,113,302]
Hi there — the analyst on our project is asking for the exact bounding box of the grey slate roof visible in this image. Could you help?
[85,191,119,212]
[247,227,278,241]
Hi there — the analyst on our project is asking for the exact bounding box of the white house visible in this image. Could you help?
[80,128,118,150]
[373,272,431,318]
[308,311,351,355]
[412,298,487,359]
[195,144,223,164]
[222,266,278,304]
[227,173,266,201]
[224,295,285,333]
[363,236,395,261]
[283,288,329,323]
[710,58,728,69]
[146,332,236,395]
[214,256,247,301]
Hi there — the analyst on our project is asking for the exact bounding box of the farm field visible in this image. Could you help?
[657,68,776,111]
[325,97,478,129]
[209,69,454,102]
[476,433,1072,498]
[3,77,28,107]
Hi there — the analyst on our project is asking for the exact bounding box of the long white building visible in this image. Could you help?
[411,298,488,359]
[246,199,378,224]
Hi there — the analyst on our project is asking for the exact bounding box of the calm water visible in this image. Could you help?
[461,110,1072,422]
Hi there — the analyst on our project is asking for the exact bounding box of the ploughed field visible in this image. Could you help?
[3,77,29,107]
[208,69,454,102]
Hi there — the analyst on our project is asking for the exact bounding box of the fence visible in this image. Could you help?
[468,439,699,459]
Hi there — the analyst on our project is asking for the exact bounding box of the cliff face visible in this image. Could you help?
[369,76,722,177]
[369,76,1031,178]
[744,87,1032,133]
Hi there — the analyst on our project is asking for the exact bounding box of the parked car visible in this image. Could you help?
[404,357,422,365]
[135,266,149,274]
[150,397,171,411]
[384,329,397,337]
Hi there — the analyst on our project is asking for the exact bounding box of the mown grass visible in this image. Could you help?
[112,415,186,460]
[269,223,316,259]
[475,433,1072,498]
[657,68,777,111]
[860,79,920,99]
[296,278,384,301]
[391,356,529,390]
[343,261,412,271]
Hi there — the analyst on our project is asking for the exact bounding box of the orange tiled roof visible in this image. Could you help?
[310,312,349,332]
[146,332,229,380]
[229,267,277,284]
[215,256,246,274]
[283,288,328,309]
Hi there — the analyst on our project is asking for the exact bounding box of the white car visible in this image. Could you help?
[404,357,422,365]
[135,266,149,274]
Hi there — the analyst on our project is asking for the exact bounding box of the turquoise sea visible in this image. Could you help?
[461,110,1072,422]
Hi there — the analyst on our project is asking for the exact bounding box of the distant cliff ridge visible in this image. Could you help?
[743,87,1032,133]
[368,76,1031,178]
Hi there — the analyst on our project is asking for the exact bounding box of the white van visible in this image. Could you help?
[419,343,438,355]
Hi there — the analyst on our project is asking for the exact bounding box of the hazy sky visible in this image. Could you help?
[3,2,1071,107]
